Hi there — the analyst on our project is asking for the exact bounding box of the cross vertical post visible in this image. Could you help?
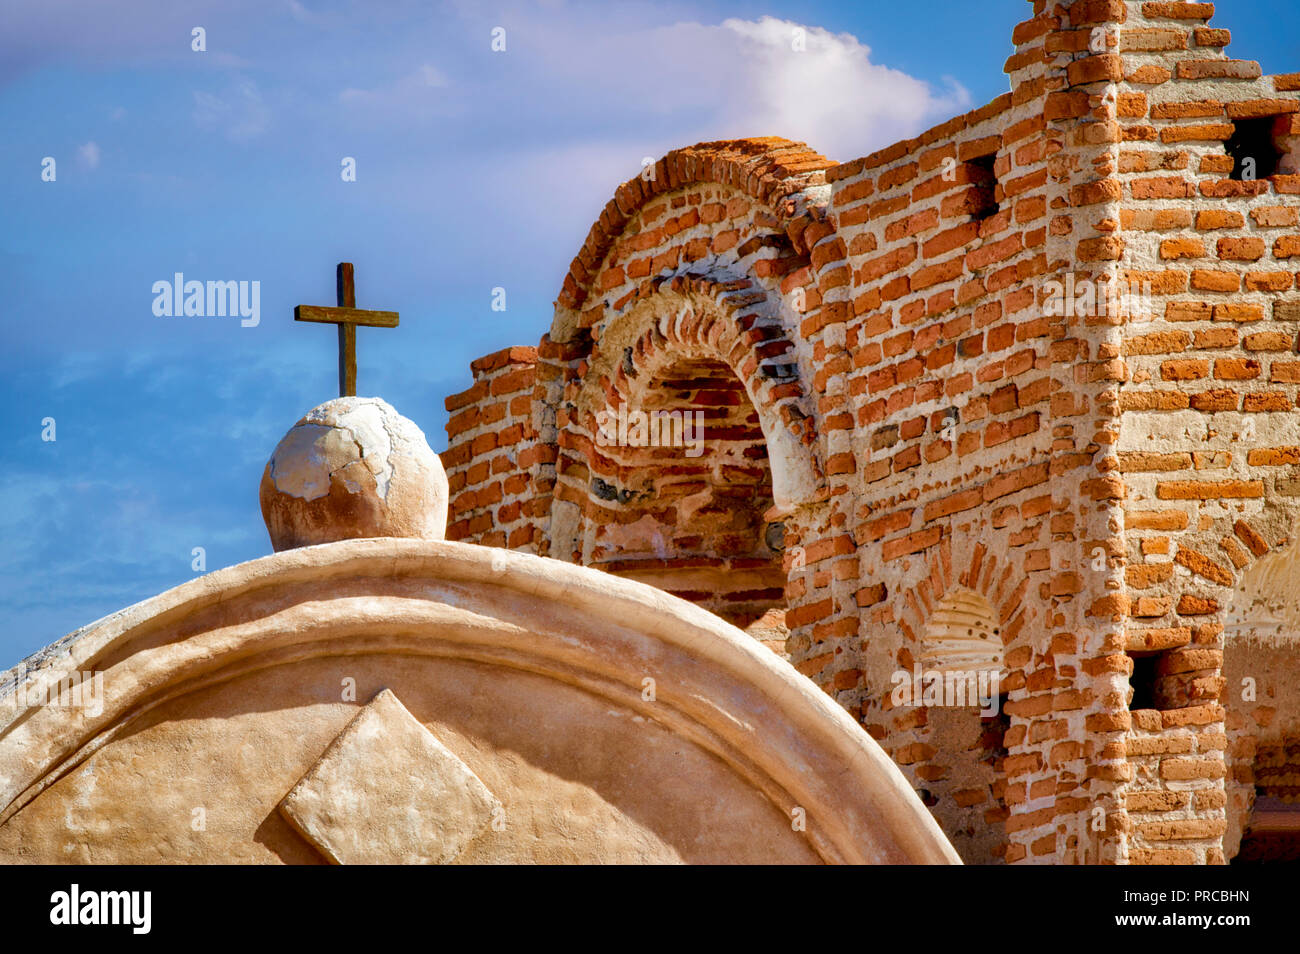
[294,262,399,398]
[336,263,357,397]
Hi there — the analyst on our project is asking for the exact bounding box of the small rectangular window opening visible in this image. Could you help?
[1128,651,1162,712]
[968,153,1000,220]
[1226,117,1283,181]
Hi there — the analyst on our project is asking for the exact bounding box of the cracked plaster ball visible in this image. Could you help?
[259,397,448,552]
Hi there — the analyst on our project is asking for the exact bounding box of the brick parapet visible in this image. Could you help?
[442,346,540,550]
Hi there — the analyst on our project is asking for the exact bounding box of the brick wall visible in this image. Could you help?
[440,0,1300,864]
[1109,0,1300,864]
[443,346,540,550]
[823,43,1067,864]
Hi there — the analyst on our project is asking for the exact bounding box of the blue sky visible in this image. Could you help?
[2,0,1297,665]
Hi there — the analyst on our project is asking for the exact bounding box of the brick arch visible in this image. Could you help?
[879,536,1026,865]
[894,536,1027,662]
[553,137,836,322]
[919,588,1004,675]
[1112,502,1300,867]
[1222,524,1300,635]
[530,138,842,557]
[536,276,828,629]
[540,275,828,525]
[1128,510,1295,711]
[1185,516,1300,861]
[587,275,824,510]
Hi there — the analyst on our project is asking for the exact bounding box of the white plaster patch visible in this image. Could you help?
[337,403,395,497]
[1119,410,1205,451]
[1225,535,1300,643]
[268,423,348,501]
[270,397,432,502]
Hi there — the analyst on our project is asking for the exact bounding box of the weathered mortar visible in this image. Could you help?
[442,0,1300,865]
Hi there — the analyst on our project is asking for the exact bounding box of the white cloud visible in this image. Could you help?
[77,141,100,168]
[452,13,971,285]
[338,63,453,116]
[524,14,969,163]
[328,12,967,163]
[285,0,316,24]
[709,16,970,160]
[193,79,270,141]
[416,64,449,88]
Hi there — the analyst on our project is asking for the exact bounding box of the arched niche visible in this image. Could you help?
[919,587,1005,675]
[544,280,826,632]
[910,587,1009,865]
[1222,532,1300,862]
[572,282,824,515]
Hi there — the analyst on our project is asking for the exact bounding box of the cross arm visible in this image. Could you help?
[294,305,399,328]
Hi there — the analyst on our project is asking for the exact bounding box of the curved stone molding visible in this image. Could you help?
[0,539,957,865]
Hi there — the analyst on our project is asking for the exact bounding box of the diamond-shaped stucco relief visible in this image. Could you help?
[279,688,500,864]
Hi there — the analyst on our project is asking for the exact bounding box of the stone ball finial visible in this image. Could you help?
[260,397,448,552]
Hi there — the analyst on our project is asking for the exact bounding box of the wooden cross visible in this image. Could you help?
[294,262,399,397]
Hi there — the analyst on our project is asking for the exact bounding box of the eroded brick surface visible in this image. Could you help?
[442,2,1300,866]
